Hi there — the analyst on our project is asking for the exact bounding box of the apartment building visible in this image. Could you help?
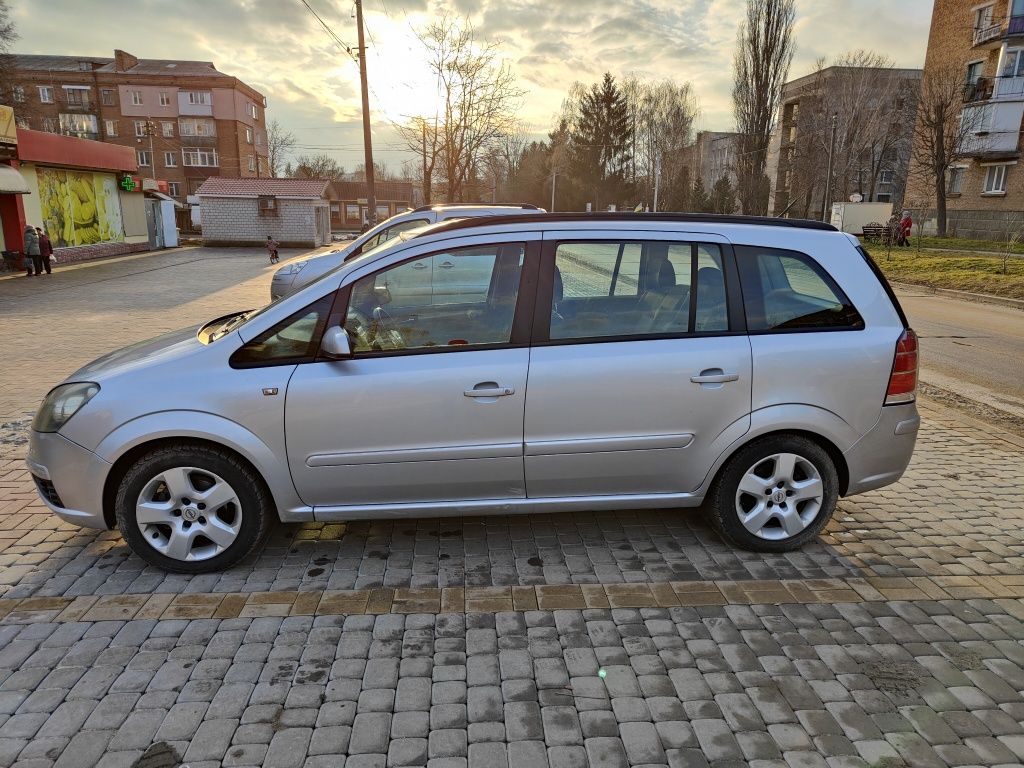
[906,0,1024,238]
[766,66,921,219]
[8,50,269,201]
[679,131,741,195]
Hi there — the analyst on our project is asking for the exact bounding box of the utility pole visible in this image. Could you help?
[821,112,838,223]
[421,119,429,206]
[653,159,661,213]
[144,119,156,180]
[550,169,557,212]
[354,0,376,227]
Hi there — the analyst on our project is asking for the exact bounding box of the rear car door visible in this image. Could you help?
[523,231,752,497]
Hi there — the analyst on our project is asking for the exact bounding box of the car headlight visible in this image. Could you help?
[283,261,307,275]
[33,383,100,433]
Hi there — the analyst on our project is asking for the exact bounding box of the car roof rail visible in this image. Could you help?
[427,211,839,234]
[410,203,542,213]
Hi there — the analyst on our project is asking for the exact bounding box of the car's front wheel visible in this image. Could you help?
[708,434,838,552]
[115,444,275,573]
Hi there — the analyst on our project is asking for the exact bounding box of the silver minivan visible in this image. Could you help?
[28,214,920,573]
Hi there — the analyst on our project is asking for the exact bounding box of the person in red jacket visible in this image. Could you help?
[898,210,913,247]
[35,227,54,274]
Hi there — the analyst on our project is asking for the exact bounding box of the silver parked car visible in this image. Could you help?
[270,204,544,300]
[28,214,920,573]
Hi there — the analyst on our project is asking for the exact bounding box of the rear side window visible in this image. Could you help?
[736,246,863,331]
[549,240,729,340]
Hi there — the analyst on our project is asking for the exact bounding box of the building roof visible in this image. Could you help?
[195,177,330,198]
[13,54,221,77]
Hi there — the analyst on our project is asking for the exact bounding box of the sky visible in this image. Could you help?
[12,0,934,174]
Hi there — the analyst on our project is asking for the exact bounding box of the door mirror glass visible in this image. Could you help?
[320,326,352,358]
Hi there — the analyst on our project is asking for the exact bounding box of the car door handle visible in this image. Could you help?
[412,262,428,270]
[464,385,515,397]
[690,371,739,384]
[439,261,454,269]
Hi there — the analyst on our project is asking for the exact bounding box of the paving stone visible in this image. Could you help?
[584,737,630,768]
[350,713,392,755]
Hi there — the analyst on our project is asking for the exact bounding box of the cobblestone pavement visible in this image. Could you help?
[2,249,1024,767]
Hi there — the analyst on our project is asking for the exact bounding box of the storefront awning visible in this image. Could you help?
[0,165,29,194]
[145,190,184,207]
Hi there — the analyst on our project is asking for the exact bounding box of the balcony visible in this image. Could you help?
[1009,14,1024,37]
[995,74,1024,99]
[963,77,995,103]
[61,98,96,113]
[974,22,1002,46]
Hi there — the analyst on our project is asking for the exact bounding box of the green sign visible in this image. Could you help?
[119,176,137,192]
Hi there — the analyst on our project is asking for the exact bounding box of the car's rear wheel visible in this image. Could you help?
[115,444,275,573]
[708,434,838,552]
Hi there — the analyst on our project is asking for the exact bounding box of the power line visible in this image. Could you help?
[297,0,357,60]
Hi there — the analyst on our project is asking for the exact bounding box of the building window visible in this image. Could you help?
[1002,49,1024,79]
[168,182,181,197]
[15,116,29,129]
[101,89,115,106]
[130,90,143,106]
[247,102,258,120]
[13,85,24,102]
[255,132,263,147]
[42,117,58,133]
[64,87,88,106]
[975,5,995,32]
[134,120,148,137]
[983,164,1009,194]
[878,170,894,185]
[182,147,219,167]
[161,121,174,138]
[159,91,170,107]
[59,113,98,138]
[248,155,256,172]
[965,61,984,85]
[184,91,212,106]
[178,118,216,137]
[138,150,152,167]
[948,166,965,195]
[164,151,178,167]
[104,119,118,137]
[38,86,54,103]
[245,126,254,144]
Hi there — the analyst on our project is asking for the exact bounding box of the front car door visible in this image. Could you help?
[524,231,752,497]
[284,233,540,511]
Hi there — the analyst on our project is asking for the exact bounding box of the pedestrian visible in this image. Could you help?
[22,224,41,277]
[35,227,53,275]
[266,235,280,264]
[898,210,913,247]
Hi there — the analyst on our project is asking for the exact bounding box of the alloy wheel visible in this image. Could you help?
[734,452,824,541]
[135,466,242,562]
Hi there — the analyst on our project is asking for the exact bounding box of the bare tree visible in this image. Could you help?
[732,0,795,215]
[911,64,984,237]
[786,51,919,218]
[266,119,296,178]
[292,153,346,179]
[411,15,524,202]
[622,77,699,210]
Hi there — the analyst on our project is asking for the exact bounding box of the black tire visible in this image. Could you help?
[115,443,275,573]
[708,433,838,553]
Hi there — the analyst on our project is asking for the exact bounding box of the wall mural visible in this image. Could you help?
[37,168,125,247]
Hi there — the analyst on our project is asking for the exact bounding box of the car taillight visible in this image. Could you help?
[885,328,918,405]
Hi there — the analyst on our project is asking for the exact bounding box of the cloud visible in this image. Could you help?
[12,0,934,170]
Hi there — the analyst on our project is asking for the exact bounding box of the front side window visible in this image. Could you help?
[983,163,1009,193]
[232,295,334,366]
[549,240,729,341]
[344,243,525,353]
[735,245,863,331]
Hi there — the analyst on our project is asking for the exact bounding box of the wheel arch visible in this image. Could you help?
[96,412,302,528]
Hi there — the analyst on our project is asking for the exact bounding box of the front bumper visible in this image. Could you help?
[843,401,920,496]
[26,430,111,529]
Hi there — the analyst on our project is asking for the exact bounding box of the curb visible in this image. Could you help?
[891,280,1024,311]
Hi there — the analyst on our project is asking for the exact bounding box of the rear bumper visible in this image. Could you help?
[843,401,920,495]
[26,430,111,529]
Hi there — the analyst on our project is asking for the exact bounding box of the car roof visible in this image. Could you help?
[426,212,837,236]
[410,203,543,213]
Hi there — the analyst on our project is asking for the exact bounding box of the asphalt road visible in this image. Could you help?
[896,285,1024,419]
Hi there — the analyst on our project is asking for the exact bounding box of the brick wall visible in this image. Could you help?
[199,196,324,247]
[53,241,149,265]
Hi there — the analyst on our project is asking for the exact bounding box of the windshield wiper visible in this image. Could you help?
[211,310,253,341]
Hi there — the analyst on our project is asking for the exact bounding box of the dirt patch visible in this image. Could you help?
[860,660,926,696]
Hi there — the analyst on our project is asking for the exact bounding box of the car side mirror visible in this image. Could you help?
[320,326,352,359]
